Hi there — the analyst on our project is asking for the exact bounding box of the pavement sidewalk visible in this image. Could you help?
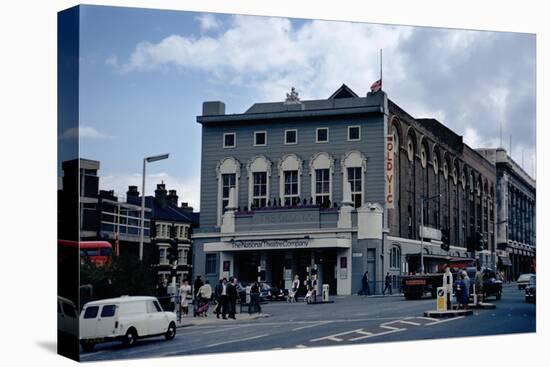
[177,312,270,328]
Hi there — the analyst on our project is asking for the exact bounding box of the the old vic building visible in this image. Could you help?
[192,84,497,295]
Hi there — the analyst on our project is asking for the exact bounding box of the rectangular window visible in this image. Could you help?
[285,129,297,144]
[221,173,236,212]
[159,248,167,264]
[348,126,361,141]
[347,167,362,208]
[252,172,267,208]
[254,131,267,146]
[184,226,189,239]
[100,305,116,317]
[178,249,184,264]
[315,168,330,205]
[205,253,217,274]
[316,128,329,143]
[83,306,99,319]
[223,133,236,148]
[284,170,299,206]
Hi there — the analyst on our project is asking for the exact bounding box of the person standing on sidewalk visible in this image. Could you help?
[179,279,192,318]
[193,275,203,299]
[474,266,484,305]
[227,277,238,320]
[382,272,392,295]
[360,271,370,295]
[215,278,228,319]
[291,275,300,302]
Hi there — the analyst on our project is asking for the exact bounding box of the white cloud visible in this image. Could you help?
[59,125,113,140]
[119,15,413,101]
[105,54,118,67]
[100,172,201,210]
[196,13,221,32]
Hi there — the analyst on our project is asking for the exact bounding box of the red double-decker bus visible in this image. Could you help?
[58,240,113,267]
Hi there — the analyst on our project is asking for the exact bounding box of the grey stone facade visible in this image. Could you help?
[477,148,536,280]
[192,85,498,296]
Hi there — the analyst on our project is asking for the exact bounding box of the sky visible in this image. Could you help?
[71,5,536,210]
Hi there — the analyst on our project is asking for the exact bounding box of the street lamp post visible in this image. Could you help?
[420,194,442,274]
[139,153,170,261]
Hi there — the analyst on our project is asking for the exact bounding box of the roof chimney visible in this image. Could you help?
[155,183,168,208]
[167,189,178,206]
[202,101,225,116]
[126,186,140,204]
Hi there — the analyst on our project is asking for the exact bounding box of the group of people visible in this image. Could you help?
[443,265,484,310]
[359,271,394,296]
[213,277,238,319]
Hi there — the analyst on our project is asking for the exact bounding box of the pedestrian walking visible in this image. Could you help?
[196,279,212,317]
[227,277,238,319]
[214,278,228,319]
[474,266,484,304]
[179,279,192,319]
[455,272,468,309]
[462,270,471,304]
[250,282,261,313]
[360,271,370,295]
[382,272,392,295]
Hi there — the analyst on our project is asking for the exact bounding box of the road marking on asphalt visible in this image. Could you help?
[425,316,465,326]
[292,321,332,331]
[205,334,269,348]
[349,328,403,341]
[296,344,308,348]
[310,329,368,342]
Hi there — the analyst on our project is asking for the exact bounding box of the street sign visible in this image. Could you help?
[436,287,447,312]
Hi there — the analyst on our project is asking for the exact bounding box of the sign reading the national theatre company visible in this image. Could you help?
[385,134,395,209]
[231,239,309,250]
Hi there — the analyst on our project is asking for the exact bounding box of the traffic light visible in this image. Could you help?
[440,228,450,251]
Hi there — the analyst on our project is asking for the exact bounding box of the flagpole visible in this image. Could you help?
[380,49,383,84]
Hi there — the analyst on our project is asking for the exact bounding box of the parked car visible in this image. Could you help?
[517,273,535,290]
[236,282,272,303]
[58,296,78,339]
[79,296,177,352]
[525,275,536,303]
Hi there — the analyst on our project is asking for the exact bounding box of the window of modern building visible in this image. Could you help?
[284,170,299,205]
[254,131,267,146]
[316,128,329,143]
[348,126,360,141]
[205,254,217,274]
[252,171,268,208]
[347,167,362,208]
[390,246,401,269]
[285,129,297,144]
[223,132,236,148]
[221,173,236,212]
[315,168,331,205]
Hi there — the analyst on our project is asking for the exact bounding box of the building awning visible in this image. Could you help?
[498,255,513,267]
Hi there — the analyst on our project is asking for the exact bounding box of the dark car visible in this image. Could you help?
[463,267,503,300]
[525,275,536,303]
[236,282,270,303]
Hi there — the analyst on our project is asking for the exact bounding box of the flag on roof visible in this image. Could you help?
[370,79,382,93]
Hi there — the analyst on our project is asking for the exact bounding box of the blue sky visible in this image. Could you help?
[72,5,536,210]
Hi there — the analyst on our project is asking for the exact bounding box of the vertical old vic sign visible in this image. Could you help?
[385,134,395,208]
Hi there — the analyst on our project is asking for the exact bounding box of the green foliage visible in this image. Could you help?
[80,255,156,301]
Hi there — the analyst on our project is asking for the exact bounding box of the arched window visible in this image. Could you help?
[278,154,303,206]
[432,147,440,175]
[461,170,466,190]
[390,246,401,270]
[443,157,449,180]
[309,152,335,205]
[247,155,272,208]
[341,150,367,208]
[420,142,428,169]
[391,124,400,210]
[216,157,241,226]
[407,135,415,162]
[452,163,458,185]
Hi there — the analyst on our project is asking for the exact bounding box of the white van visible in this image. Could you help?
[79,296,177,352]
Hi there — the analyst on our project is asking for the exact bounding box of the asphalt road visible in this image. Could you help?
[80,284,535,362]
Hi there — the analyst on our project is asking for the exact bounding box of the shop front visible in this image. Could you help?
[204,236,351,296]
